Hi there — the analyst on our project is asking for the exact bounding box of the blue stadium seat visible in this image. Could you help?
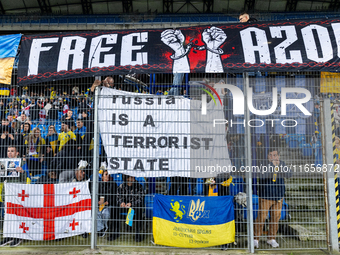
[41,131,48,139]
[38,124,46,132]
[144,194,154,219]
[194,178,204,195]
[297,135,306,145]
[229,177,245,196]
[112,173,123,186]
[135,177,146,189]
[55,122,62,133]
[255,76,266,93]
[162,177,192,195]
[58,112,63,120]
[300,143,313,157]
[286,135,299,149]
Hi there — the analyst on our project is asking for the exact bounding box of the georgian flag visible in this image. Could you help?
[39,109,46,124]
[4,182,92,240]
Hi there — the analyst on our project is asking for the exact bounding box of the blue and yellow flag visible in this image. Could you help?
[125,208,135,227]
[0,34,21,84]
[47,133,59,154]
[0,87,10,96]
[153,195,235,248]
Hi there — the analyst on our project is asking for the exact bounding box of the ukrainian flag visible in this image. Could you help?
[0,34,21,85]
[0,87,10,96]
[48,133,59,154]
[153,194,235,248]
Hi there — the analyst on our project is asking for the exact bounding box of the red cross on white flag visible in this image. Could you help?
[18,190,29,201]
[3,182,91,240]
[69,219,79,231]
[19,222,29,233]
[69,187,80,198]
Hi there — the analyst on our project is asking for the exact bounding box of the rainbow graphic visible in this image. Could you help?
[199,83,223,106]
[0,34,21,85]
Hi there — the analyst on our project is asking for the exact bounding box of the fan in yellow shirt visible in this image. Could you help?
[58,121,76,151]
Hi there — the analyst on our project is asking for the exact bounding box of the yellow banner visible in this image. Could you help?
[321,72,340,93]
[0,182,3,203]
[153,217,235,248]
[0,57,15,85]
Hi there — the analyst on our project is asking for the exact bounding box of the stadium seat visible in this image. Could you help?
[38,124,46,132]
[229,177,245,196]
[297,135,306,145]
[194,178,204,195]
[148,177,167,194]
[255,76,266,93]
[135,177,146,189]
[58,112,63,120]
[112,174,123,186]
[286,135,299,149]
[144,194,154,219]
[275,76,285,93]
[300,143,313,157]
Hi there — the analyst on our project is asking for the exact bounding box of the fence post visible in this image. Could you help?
[244,72,254,253]
[91,87,100,249]
[321,99,339,252]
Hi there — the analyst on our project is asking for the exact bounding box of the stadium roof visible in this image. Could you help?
[1,0,339,15]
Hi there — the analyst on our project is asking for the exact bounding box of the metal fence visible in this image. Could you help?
[0,70,338,252]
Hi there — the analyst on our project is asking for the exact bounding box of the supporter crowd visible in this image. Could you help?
[0,74,327,248]
[0,77,234,247]
[0,83,98,181]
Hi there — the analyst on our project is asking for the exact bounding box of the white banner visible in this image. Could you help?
[4,182,91,240]
[98,87,231,178]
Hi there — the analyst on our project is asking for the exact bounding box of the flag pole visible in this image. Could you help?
[244,72,254,253]
[91,86,99,249]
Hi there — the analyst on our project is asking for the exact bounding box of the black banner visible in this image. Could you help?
[18,18,340,85]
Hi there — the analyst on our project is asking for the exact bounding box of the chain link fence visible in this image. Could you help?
[0,70,337,252]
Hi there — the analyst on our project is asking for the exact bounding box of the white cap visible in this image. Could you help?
[99,162,107,171]
[78,160,88,170]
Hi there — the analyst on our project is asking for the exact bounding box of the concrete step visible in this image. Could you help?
[285,190,324,197]
[289,211,326,223]
[285,198,325,210]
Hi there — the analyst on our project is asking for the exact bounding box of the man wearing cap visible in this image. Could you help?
[59,160,87,183]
